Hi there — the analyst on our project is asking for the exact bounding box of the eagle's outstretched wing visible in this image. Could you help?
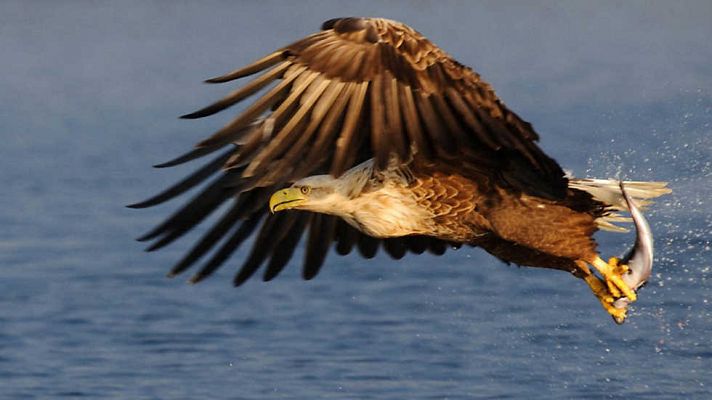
[131,17,565,284]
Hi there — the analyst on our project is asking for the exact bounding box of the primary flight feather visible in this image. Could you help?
[132,17,670,323]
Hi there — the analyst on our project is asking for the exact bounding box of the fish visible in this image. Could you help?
[612,181,655,323]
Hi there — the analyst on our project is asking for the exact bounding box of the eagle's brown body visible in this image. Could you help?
[133,17,669,322]
[412,171,600,266]
[343,156,602,275]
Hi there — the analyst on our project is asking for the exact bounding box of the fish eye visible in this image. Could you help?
[300,186,311,195]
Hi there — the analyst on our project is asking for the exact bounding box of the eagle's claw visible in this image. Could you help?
[593,256,637,303]
[583,273,629,323]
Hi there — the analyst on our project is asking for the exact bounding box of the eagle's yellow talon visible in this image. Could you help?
[603,301,628,324]
[583,273,628,322]
[609,273,637,302]
[584,274,614,303]
[606,279,622,298]
[592,256,637,302]
[605,256,634,299]
[609,257,630,274]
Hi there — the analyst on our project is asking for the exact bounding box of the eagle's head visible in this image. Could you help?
[269,164,371,215]
[268,159,426,239]
[270,176,341,214]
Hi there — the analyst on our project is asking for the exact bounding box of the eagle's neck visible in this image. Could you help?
[311,159,432,238]
[338,190,433,238]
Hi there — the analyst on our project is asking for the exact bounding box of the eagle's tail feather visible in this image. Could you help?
[568,178,671,232]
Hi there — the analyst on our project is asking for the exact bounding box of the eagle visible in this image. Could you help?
[132,17,670,323]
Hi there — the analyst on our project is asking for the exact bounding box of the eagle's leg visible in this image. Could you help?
[575,261,628,321]
[583,274,628,322]
[604,257,629,297]
[591,256,637,302]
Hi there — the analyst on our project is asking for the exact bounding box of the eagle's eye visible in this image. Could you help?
[300,186,311,195]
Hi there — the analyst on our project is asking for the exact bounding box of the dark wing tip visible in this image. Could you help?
[180,110,208,119]
[136,231,155,242]
[127,196,164,209]
[233,271,252,287]
[302,269,319,281]
[204,77,228,84]
[201,51,286,85]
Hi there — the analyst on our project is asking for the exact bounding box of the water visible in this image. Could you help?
[1,1,711,399]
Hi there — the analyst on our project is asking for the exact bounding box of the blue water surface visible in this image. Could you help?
[1,2,711,399]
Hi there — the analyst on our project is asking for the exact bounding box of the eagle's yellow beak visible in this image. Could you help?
[269,188,308,213]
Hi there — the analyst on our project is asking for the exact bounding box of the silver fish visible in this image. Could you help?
[612,181,654,322]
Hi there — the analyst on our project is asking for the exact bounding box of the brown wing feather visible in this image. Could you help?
[135,17,566,284]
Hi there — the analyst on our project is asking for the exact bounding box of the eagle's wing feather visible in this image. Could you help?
[134,17,566,284]
[172,17,564,185]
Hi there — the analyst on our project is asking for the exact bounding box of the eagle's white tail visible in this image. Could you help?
[568,178,671,232]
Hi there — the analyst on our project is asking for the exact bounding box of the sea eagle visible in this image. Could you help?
[132,18,670,323]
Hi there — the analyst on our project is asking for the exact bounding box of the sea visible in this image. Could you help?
[1,2,711,399]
